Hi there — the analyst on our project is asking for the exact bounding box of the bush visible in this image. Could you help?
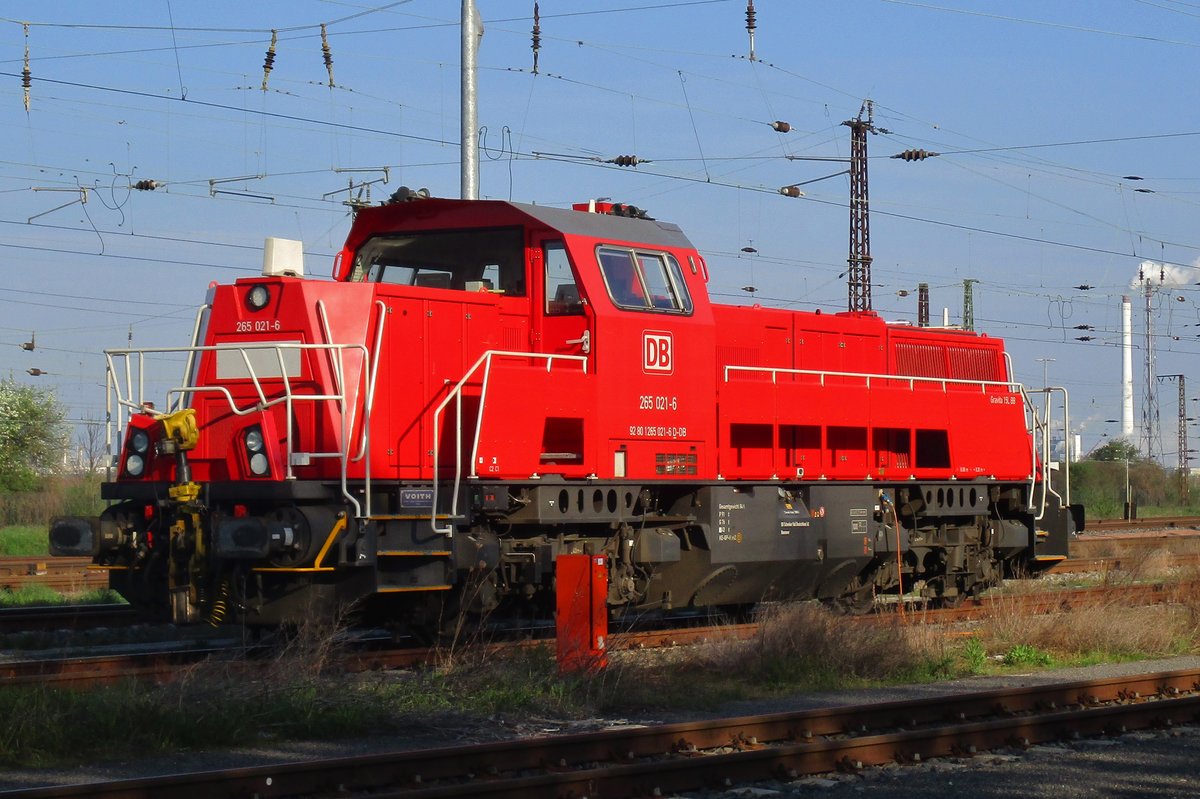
[0,474,105,527]
[0,380,67,492]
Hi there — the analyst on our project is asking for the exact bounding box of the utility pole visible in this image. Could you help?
[842,101,887,313]
[461,0,481,200]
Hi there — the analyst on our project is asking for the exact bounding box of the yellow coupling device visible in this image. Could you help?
[156,408,199,452]
[155,408,201,504]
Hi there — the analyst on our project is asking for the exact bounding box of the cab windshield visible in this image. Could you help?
[349,227,526,296]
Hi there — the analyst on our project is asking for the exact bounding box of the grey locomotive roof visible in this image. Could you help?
[509,200,696,251]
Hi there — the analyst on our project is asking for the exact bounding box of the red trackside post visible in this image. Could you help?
[555,554,608,673]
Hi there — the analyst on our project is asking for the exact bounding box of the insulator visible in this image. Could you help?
[771,121,791,133]
[745,1,757,61]
[134,179,158,191]
[779,185,803,198]
[609,155,641,167]
[22,22,31,112]
[892,148,938,162]
[261,30,278,92]
[320,23,334,87]
[531,2,541,74]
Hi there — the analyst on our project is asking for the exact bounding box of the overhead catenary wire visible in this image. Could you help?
[1,3,1194,450]
[0,10,1190,271]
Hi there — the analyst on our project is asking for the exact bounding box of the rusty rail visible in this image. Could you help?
[3,581,1192,691]
[0,603,137,633]
[0,556,108,592]
[8,668,1200,798]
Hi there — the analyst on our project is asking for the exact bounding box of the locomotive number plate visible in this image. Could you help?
[234,319,282,333]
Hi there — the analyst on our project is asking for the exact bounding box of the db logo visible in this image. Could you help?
[643,331,673,374]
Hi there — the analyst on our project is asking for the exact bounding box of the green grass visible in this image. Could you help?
[0,678,400,768]
[0,525,48,556]
[1003,643,1054,667]
[0,586,123,608]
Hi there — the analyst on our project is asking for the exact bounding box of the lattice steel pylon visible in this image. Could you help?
[1160,374,1189,500]
[1180,374,1189,501]
[842,101,887,312]
[962,279,979,332]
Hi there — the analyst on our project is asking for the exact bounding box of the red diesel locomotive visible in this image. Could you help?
[50,194,1081,627]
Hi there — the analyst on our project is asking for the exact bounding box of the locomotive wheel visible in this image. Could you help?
[829,572,877,615]
[935,591,965,609]
[833,586,876,614]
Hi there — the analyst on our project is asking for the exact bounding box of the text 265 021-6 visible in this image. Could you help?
[235,320,281,333]
[637,395,678,411]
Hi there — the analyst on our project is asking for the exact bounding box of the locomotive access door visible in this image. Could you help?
[535,239,591,359]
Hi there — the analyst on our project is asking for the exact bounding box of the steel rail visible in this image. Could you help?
[5,580,1197,690]
[7,668,1200,798]
[1088,515,1200,532]
[0,556,108,592]
[0,603,136,633]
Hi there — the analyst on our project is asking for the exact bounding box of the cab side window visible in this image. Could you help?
[597,246,692,314]
[545,242,584,315]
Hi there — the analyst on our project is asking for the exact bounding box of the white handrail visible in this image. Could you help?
[723,364,1021,392]
[105,339,377,518]
[724,362,1049,505]
[1024,386,1071,521]
[352,301,387,463]
[431,350,588,536]
[177,303,212,412]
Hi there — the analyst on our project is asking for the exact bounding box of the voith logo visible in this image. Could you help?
[642,331,674,374]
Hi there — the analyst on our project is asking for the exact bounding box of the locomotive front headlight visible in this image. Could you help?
[130,429,150,453]
[246,284,271,311]
[244,426,270,476]
[125,453,145,477]
[249,452,270,476]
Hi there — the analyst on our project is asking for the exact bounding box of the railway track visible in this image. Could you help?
[2,582,1188,691]
[0,556,108,592]
[0,623,761,691]
[9,667,1200,798]
[1088,515,1200,532]
[0,603,138,633]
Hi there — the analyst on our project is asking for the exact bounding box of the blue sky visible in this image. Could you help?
[0,1,1197,458]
